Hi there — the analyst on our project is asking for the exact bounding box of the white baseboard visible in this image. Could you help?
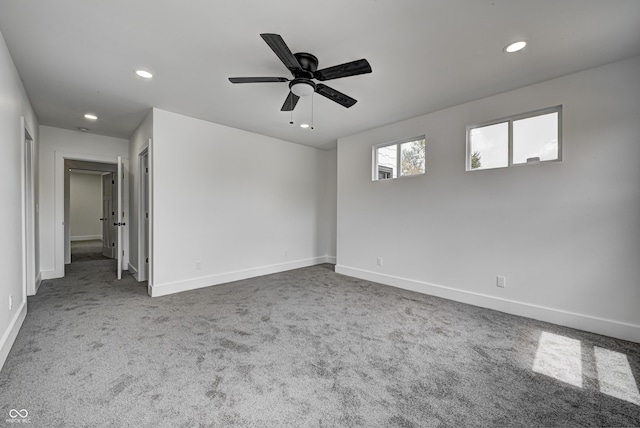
[150,256,329,297]
[323,255,337,264]
[0,300,27,372]
[35,272,42,294]
[40,269,62,280]
[335,265,640,344]
[70,235,102,241]
[129,264,139,281]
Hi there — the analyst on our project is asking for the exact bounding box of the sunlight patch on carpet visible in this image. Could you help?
[595,347,640,405]
[532,331,582,387]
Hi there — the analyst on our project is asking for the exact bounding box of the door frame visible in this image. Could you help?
[116,156,124,280]
[21,117,39,296]
[54,150,129,279]
[137,145,150,282]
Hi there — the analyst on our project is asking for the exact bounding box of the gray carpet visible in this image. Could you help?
[1,245,639,427]
[70,240,111,263]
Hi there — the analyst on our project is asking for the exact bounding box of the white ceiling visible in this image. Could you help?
[1,1,639,150]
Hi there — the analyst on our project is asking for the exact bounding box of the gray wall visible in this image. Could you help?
[336,56,640,342]
[38,126,129,279]
[0,30,39,370]
[70,172,102,240]
[148,109,335,296]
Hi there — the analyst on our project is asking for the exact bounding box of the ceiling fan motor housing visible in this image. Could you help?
[293,52,318,76]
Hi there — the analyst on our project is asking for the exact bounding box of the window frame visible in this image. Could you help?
[466,105,562,171]
[372,135,426,181]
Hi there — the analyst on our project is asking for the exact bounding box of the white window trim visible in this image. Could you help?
[372,135,426,181]
[466,105,562,171]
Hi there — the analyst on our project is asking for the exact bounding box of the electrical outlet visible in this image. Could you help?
[9,294,12,310]
[377,257,383,267]
[497,275,506,288]
[195,261,202,271]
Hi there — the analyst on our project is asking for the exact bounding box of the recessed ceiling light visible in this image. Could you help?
[84,113,98,120]
[300,123,310,129]
[504,41,527,53]
[135,69,153,79]
[77,127,90,132]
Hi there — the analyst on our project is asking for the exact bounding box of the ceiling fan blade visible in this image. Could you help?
[260,33,302,73]
[228,77,289,83]
[314,59,372,81]
[281,92,300,111]
[315,84,357,108]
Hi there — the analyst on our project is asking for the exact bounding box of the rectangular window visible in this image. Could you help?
[373,136,425,181]
[467,106,561,171]
[512,111,559,164]
[469,122,509,170]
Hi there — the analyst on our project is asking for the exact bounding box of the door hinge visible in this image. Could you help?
[146,257,149,263]
[145,167,148,173]
[112,243,115,247]
[112,180,115,184]
[146,212,148,218]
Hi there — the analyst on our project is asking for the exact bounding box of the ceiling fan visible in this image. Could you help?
[229,33,372,111]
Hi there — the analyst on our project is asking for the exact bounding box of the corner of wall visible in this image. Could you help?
[150,256,329,297]
[128,109,154,284]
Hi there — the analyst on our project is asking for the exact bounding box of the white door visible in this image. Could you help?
[116,156,124,280]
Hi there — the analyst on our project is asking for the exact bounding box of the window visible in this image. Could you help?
[467,106,561,171]
[373,136,425,180]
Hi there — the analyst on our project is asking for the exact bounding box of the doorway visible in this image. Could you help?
[65,161,116,263]
[67,167,115,265]
[101,172,116,259]
[57,156,128,280]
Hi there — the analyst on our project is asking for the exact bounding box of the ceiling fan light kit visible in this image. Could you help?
[290,79,315,97]
[229,33,372,117]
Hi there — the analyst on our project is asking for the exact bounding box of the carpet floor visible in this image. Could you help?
[1,245,639,427]
[70,240,112,263]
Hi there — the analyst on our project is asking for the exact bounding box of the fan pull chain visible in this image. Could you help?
[289,100,293,125]
[311,92,314,130]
